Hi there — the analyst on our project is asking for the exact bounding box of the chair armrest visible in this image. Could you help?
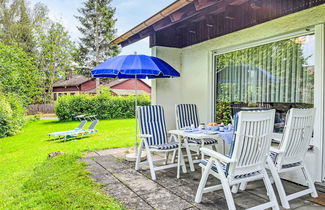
[200,147,235,163]
[137,134,152,138]
[271,133,283,143]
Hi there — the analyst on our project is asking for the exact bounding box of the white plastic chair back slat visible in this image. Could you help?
[228,110,275,177]
[176,104,199,129]
[277,108,315,167]
[137,105,168,146]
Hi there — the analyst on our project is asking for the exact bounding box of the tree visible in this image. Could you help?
[75,0,120,75]
[0,42,41,105]
[0,0,35,54]
[35,21,76,103]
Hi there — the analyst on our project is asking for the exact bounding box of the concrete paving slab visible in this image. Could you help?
[141,188,193,210]
[86,151,100,157]
[122,196,153,210]
[90,172,120,185]
[113,169,163,195]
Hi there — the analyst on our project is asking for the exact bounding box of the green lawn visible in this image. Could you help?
[0,118,136,209]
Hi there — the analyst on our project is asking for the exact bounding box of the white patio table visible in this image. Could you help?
[169,129,233,172]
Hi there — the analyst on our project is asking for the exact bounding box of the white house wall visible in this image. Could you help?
[152,4,325,182]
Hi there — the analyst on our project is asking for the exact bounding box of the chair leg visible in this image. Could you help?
[267,157,290,209]
[262,169,280,210]
[301,164,318,198]
[239,182,247,191]
[171,150,177,163]
[165,152,169,164]
[135,144,143,170]
[184,138,195,171]
[210,159,236,209]
[219,172,236,209]
[144,146,156,180]
[180,151,187,173]
[231,184,239,193]
[195,159,213,203]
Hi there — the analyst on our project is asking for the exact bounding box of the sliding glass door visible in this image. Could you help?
[215,34,315,131]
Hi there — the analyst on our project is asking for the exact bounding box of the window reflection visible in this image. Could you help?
[215,34,315,132]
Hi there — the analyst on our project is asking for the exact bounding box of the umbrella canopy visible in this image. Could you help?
[91,54,180,79]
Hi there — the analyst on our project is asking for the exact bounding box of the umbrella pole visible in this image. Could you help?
[126,76,146,162]
[135,75,138,156]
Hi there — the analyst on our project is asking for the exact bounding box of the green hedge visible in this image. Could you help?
[55,93,151,121]
[0,93,26,137]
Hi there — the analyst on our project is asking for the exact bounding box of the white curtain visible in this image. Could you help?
[216,35,314,105]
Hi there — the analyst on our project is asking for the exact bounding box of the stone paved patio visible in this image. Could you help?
[83,147,325,210]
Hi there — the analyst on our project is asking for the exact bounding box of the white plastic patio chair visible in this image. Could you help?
[175,104,218,171]
[135,105,187,180]
[266,108,318,209]
[195,109,279,210]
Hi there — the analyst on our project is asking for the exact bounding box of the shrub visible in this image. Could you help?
[0,93,26,137]
[55,93,151,121]
[216,101,232,124]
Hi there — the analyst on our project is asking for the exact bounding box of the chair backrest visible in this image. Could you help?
[137,105,168,146]
[78,120,87,129]
[228,109,275,178]
[88,120,99,130]
[175,104,199,129]
[277,108,315,167]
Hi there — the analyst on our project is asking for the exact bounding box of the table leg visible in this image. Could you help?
[201,139,205,160]
[184,138,195,171]
[223,140,226,155]
[177,137,181,179]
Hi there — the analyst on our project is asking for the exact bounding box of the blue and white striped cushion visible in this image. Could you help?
[200,159,260,178]
[188,138,218,145]
[269,151,301,169]
[149,141,179,150]
[200,159,229,176]
[138,105,168,146]
[176,104,199,129]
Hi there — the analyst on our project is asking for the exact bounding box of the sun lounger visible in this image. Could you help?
[47,115,98,141]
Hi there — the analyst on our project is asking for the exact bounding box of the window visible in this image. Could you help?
[215,34,315,131]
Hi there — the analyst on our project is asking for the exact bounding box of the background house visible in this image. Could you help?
[52,70,96,100]
[105,79,151,96]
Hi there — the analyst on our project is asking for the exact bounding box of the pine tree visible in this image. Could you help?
[0,0,35,54]
[75,0,120,75]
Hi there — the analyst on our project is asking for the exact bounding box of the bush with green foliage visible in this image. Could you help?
[55,92,151,121]
[0,93,26,137]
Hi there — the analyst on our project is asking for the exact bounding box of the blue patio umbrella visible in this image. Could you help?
[91,54,180,78]
[91,54,180,159]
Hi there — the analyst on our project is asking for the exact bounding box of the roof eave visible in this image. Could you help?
[112,0,193,45]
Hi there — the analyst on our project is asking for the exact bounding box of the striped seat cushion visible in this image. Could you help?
[138,105,168,146]
[200,159,260,178]
[200,159,228,176]
[149,141,179,150]
[176,104,199,129]
[270,151,301,168]
[187,138,218,145]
